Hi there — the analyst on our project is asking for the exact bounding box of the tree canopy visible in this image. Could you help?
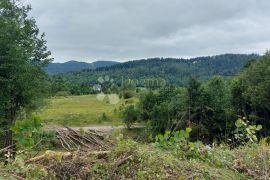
[0,0,52,148]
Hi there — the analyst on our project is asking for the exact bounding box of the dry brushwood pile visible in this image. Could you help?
[27,127,115,179]
[55,127,111,151]
[28,150,111,179]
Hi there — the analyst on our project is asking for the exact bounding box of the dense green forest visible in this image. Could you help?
[58,54,259,86]
[121,52,270,142]
[51,54,259,96]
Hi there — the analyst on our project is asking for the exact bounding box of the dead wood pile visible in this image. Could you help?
[27,127,115,179]
[56,127,111,151]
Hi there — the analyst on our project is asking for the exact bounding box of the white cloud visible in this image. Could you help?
[26,0,270,62]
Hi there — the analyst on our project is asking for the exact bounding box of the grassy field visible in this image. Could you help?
[34,95,133,126]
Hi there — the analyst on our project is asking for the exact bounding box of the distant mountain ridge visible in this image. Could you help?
[46,60,120,74]
[59,54,260,86]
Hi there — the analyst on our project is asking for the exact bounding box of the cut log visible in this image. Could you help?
[26,150,111,163]
[26,150,72,163]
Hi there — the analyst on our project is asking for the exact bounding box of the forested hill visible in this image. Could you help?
[59,54,260,86]
[46,60,119,74]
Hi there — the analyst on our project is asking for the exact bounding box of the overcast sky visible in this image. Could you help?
[26,0,270,62]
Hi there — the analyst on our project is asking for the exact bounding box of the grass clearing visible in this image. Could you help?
[34,95,130,126]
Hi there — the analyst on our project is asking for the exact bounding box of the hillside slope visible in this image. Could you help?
[59,54,260,86]
[46,60,119,74]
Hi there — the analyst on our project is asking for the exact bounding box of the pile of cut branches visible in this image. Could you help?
[21,127,114,179]
[56,127,111,151]
[26,150,111,179]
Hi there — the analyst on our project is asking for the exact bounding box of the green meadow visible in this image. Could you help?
[35,95,128,126]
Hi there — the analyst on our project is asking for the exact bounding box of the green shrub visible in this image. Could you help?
[122,105,139,129]
[98,112,111,123]
[123,90,135,99]
[0,151,49,179]
[11,117,43,149]
[155,128,193,157]
[39,130,59,150]
[154,128,214,160]
[155,128,192,149]
[234,117,262,144]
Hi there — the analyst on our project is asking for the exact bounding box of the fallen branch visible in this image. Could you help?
[116,155,133,167]
[26,150,111,164]
[86,150,111,156]
[110,154,133,177]
[0,144,15,154]
[26,150,72,163]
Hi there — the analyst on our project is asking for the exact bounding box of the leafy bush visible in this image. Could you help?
[99,112,111,122]
[39,130,59,150]
[0,151,48,179]
[11,117,43,149]
[155,128,215,161]
[234,117,262,144]
[122,105,139,129]
[155,128,192,149]
[123,90,135,99]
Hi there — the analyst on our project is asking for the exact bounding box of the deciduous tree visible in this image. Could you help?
[0,0,52,151]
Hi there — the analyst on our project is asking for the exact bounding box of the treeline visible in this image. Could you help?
[58,54,259,86]
[49,75,167,96]
[122,53,270,142]
[49,76,96,96]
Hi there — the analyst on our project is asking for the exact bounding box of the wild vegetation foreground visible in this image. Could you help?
[1,128,270,179]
